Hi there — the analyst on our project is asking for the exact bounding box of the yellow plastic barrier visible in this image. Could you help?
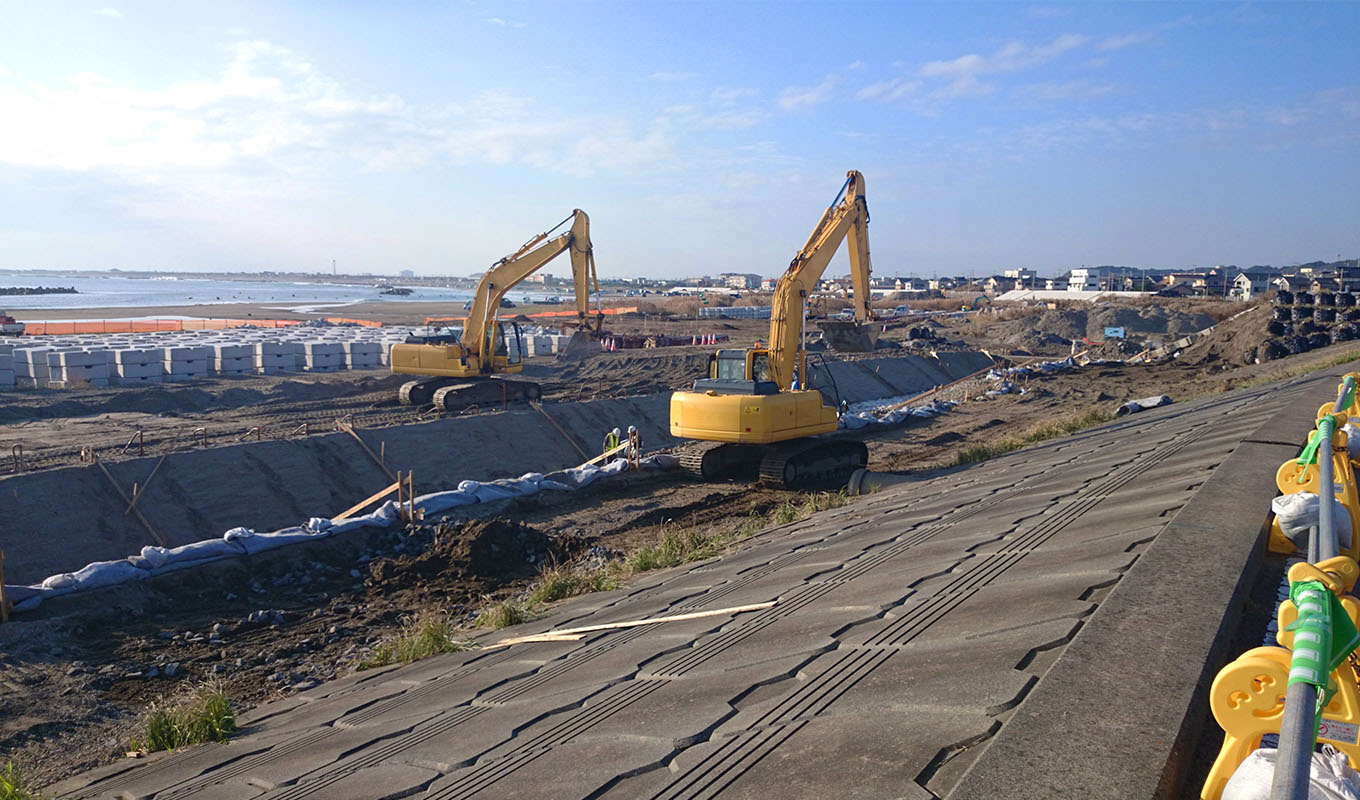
[1203,559,1360,799]
[1269,414,1360,560]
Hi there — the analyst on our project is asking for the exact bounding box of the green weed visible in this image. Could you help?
[0,762,42,800]
[359,611,472,669]
[129,682,235,753]
[474,599,533,630]
[528,564,620,605]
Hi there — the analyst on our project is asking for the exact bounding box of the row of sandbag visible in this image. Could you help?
[5,454,678,613]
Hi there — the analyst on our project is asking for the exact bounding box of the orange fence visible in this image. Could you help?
[422,307,640,325]
[23,317,384,335]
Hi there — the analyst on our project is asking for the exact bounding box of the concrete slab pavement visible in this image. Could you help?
[49,365,1352,800]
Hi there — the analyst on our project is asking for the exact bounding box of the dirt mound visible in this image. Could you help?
[994,310,1087,350]
[367,518,573,600]
[546,350,710,398]
[988,303,1225,354]
[1088,305,1214,337]
[1175,303,1274,365]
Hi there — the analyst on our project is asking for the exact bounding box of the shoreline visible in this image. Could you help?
[7,300,627,327]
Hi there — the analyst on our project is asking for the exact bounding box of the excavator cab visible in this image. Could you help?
[492,321,524,368]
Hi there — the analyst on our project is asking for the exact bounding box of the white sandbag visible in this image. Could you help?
[139,546,170,569]
[1223,746,1360,799]
[1273,492,1353,548]
[1344,423,1360,461]
[1117,395,1173,416]
[224,527,254,542]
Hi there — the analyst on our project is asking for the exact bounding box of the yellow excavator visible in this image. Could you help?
[390,209,601,411]
[671,170,875,489]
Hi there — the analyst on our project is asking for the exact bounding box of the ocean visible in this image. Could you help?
[0,273,568,312]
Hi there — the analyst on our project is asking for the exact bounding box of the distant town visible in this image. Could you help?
[0,257,1354,303]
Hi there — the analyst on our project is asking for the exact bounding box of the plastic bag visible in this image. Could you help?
[1272,492,1354,549]
[1223,745,1360,799]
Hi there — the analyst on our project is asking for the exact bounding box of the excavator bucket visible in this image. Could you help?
[816,320,880,352]
[556,331,602,361]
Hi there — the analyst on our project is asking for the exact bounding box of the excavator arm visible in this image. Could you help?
[766,170,872,389]
[462,209,599,369]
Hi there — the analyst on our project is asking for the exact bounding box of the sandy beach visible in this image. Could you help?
[7,300,551,326]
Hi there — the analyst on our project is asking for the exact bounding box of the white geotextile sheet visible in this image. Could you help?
[7,454,678,612]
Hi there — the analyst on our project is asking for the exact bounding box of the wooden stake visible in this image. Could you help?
[338,421,396,482]
[124,454,169,516]
[94,458,167,547]
[0,550,9,623]
[530,402,591,461]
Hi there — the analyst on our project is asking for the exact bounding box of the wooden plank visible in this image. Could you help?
[489,601,776,648]
[124,454,168,516]
[94,458,167,547]
[333,480,401,521]
[582,441,631,467]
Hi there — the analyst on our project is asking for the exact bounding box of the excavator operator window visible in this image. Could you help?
[712,350,746,381]
[751,353,771,383]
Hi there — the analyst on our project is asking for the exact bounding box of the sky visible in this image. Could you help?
[0,1,1356,280]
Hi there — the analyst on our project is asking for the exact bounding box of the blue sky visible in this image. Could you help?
[0,1,1355,279]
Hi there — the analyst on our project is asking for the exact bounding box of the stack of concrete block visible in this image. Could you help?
[0,345,13,389]
[255,341,294,375]
[48,349,110,388]
[341,341,381,369]
[113,349,164,385]
[164,346,213,382]
[213,343,256,376]
[14,347,51,386]
[302,341,343,372]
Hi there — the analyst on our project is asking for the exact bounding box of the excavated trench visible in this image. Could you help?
[1,351,995,587]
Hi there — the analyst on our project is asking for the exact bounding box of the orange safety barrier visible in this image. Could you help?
[421,307,640,325]
[22,317,385,335]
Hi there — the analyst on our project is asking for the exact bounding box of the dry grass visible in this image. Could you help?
[954,408,1116,465]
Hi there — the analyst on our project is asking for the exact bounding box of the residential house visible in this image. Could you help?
[983,276,1016,295]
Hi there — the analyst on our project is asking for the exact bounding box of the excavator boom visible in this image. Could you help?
[670,170,876,489]
[390,209,600,411]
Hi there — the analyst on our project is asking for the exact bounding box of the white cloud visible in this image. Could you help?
[648,71,699,81]
[778,74,839,111]
[856,77,921,102]
[0,40,671,185]
[711,87,758,104]
[912,33,1093,100]
[1013,79,1116,102]
[1096,32,1152,51]
[95,7,122,18]
[776,62,863,111]
[1026,5,1074,18]
[483,17,526,28]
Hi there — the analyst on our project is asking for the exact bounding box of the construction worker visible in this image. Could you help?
[603,427,621,460]
[627,425,642,468]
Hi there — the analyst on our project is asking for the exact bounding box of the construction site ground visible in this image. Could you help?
[0,298,1332,789]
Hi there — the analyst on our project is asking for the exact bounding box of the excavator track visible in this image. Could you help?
[677,442,763,482]
[758,438,868,491]
[431,378,542,413]
[398,378,456,407]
